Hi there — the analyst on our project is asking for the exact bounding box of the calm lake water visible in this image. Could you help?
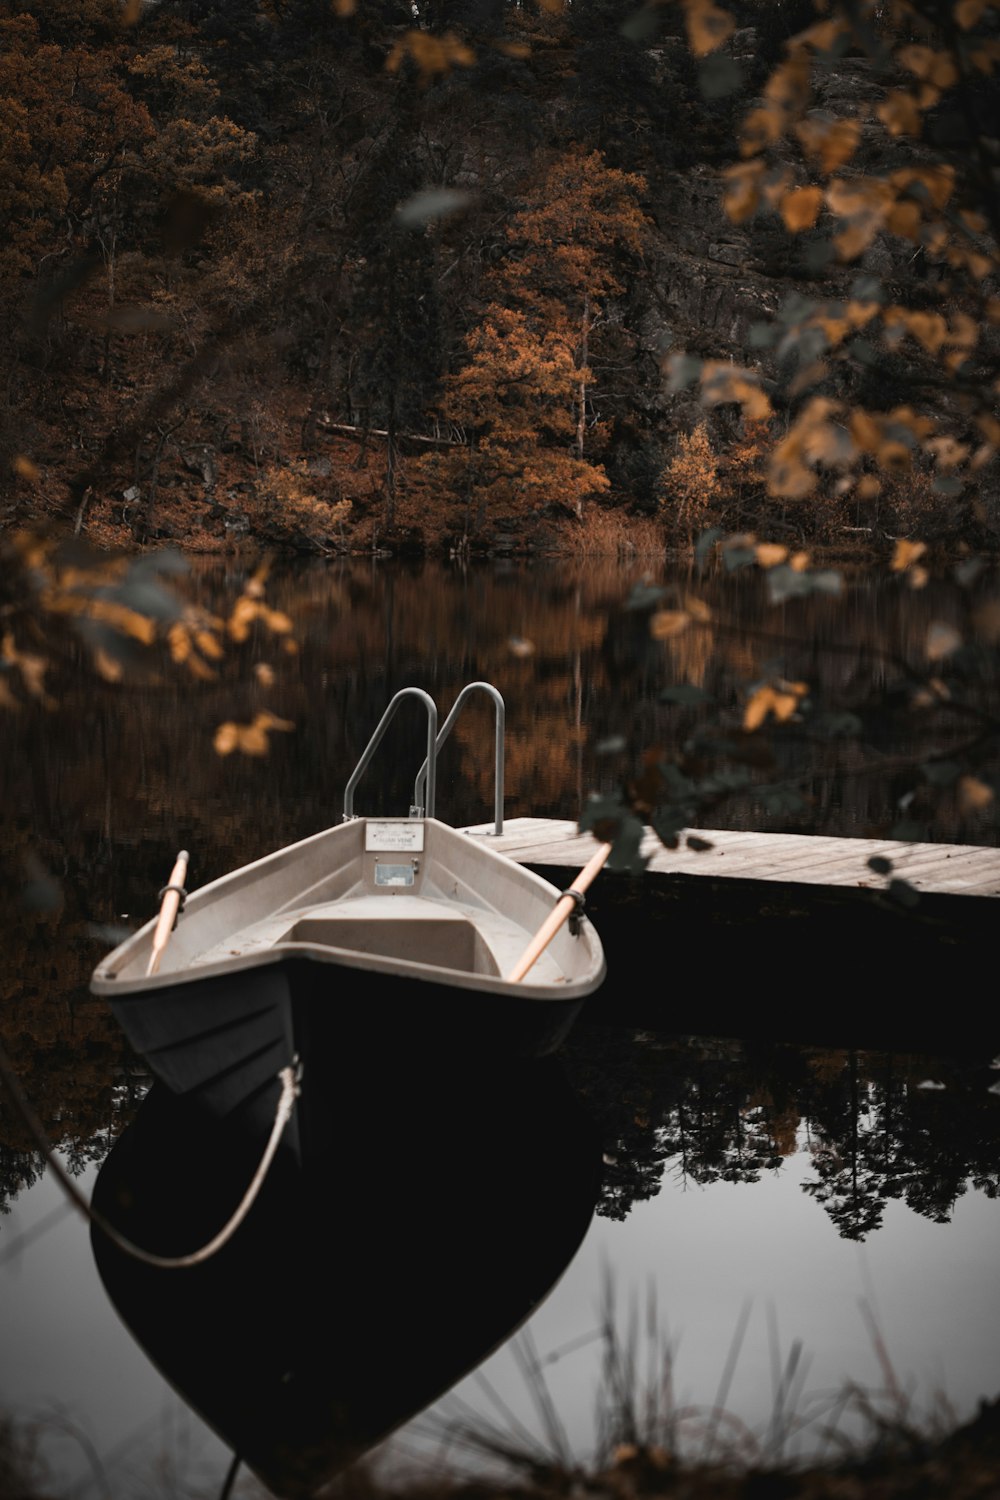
[2,554,999,1497]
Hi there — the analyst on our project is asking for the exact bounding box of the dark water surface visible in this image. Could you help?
[2,555,999,1496]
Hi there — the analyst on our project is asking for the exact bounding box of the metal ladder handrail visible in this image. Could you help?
[413,682,504,836]
[342,688,439,821]
[341,682,506,831]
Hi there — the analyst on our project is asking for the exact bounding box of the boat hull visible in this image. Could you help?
[106,953,587,1149]
[95,818,604,1141]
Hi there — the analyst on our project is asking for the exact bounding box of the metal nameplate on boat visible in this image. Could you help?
[365,821,425,853]
[374,862,416,887]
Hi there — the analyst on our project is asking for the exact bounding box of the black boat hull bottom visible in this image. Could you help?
[108,957,585,1151]
[91,1056,603,1499]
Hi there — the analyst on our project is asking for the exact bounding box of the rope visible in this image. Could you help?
[0,1044,300,1270]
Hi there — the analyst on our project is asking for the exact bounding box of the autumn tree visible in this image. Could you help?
[414,146,647,532]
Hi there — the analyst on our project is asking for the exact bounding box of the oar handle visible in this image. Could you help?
[146,850,189,977]
[507,841,612,984]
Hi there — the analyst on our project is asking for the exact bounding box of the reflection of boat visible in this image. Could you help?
[90,687,606,1150]
[91,1054,603,1500]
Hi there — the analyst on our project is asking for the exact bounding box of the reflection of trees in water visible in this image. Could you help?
[560,1029,1000,1241]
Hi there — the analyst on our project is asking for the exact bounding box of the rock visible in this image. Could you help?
[181,446,218,489]
[708,242,747,267]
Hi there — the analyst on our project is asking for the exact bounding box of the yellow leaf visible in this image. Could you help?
[876,439,912,472]
[228,596,260,642]
[846,300,879,329]
[256,711,295,732]
[743,685,776,732]
[88,598,158,645]
[771,691,800,723]
[755,543,789,568]
[795,116,861,172]
[723,161,763,222]
[958,775,993,812]
[214,722,239,755]
[906,310,949,353]
[857,475,881,499]
[168,623,191,663]
[965,250,995,279]
[683,0,736,57]
[186,655,217,682]
[791,18,847,51]
[780,184,823,232]
[897,44,956,86]
[683,595,713,622]
[194,629,224,660]
[650,610,691,640]
[740,105,785,156]
[887,200,922,239]
[237,724,270,756]
[768,454,817,499]
[888,406,936,440]
[892,539,926,572]
[816,316,848,346]
[261,607,293,635]
[926,436,969,469]
[908,564,929,590]
[943,310,978,348]
[834,221,878,260]
[764,50,811,112]
[851,411,881,450]
[956,0,987,26]
[877,90,923,136]
[901,41,937,72]
[789,550,811,571]
[891,164,955,208]
[93,648,123,683]
[254,662,276,686]
[970,42,1000,72]
[13,455,39,480]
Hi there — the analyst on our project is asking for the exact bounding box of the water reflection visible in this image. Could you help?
[90,1055,602,1498]
[561,1028,1000,1241]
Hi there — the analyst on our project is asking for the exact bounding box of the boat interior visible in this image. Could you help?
[92,684,602,993]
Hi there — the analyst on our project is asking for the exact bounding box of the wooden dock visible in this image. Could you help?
[460,818,1000,898]
[461,819,1000,1052]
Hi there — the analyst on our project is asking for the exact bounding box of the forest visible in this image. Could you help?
[1,0,998,557]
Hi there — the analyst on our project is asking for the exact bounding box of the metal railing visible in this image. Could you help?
[342,682,505,834]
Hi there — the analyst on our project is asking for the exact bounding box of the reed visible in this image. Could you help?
[2,1302,997,1500]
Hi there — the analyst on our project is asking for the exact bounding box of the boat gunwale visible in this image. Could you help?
[91,932,605,1002]
[90,816,606,1003]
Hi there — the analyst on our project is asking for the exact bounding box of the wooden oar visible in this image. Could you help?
[507,840,612,983]
[146,850,189,977]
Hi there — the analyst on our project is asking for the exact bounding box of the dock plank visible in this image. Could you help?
[461,818,1000,898]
